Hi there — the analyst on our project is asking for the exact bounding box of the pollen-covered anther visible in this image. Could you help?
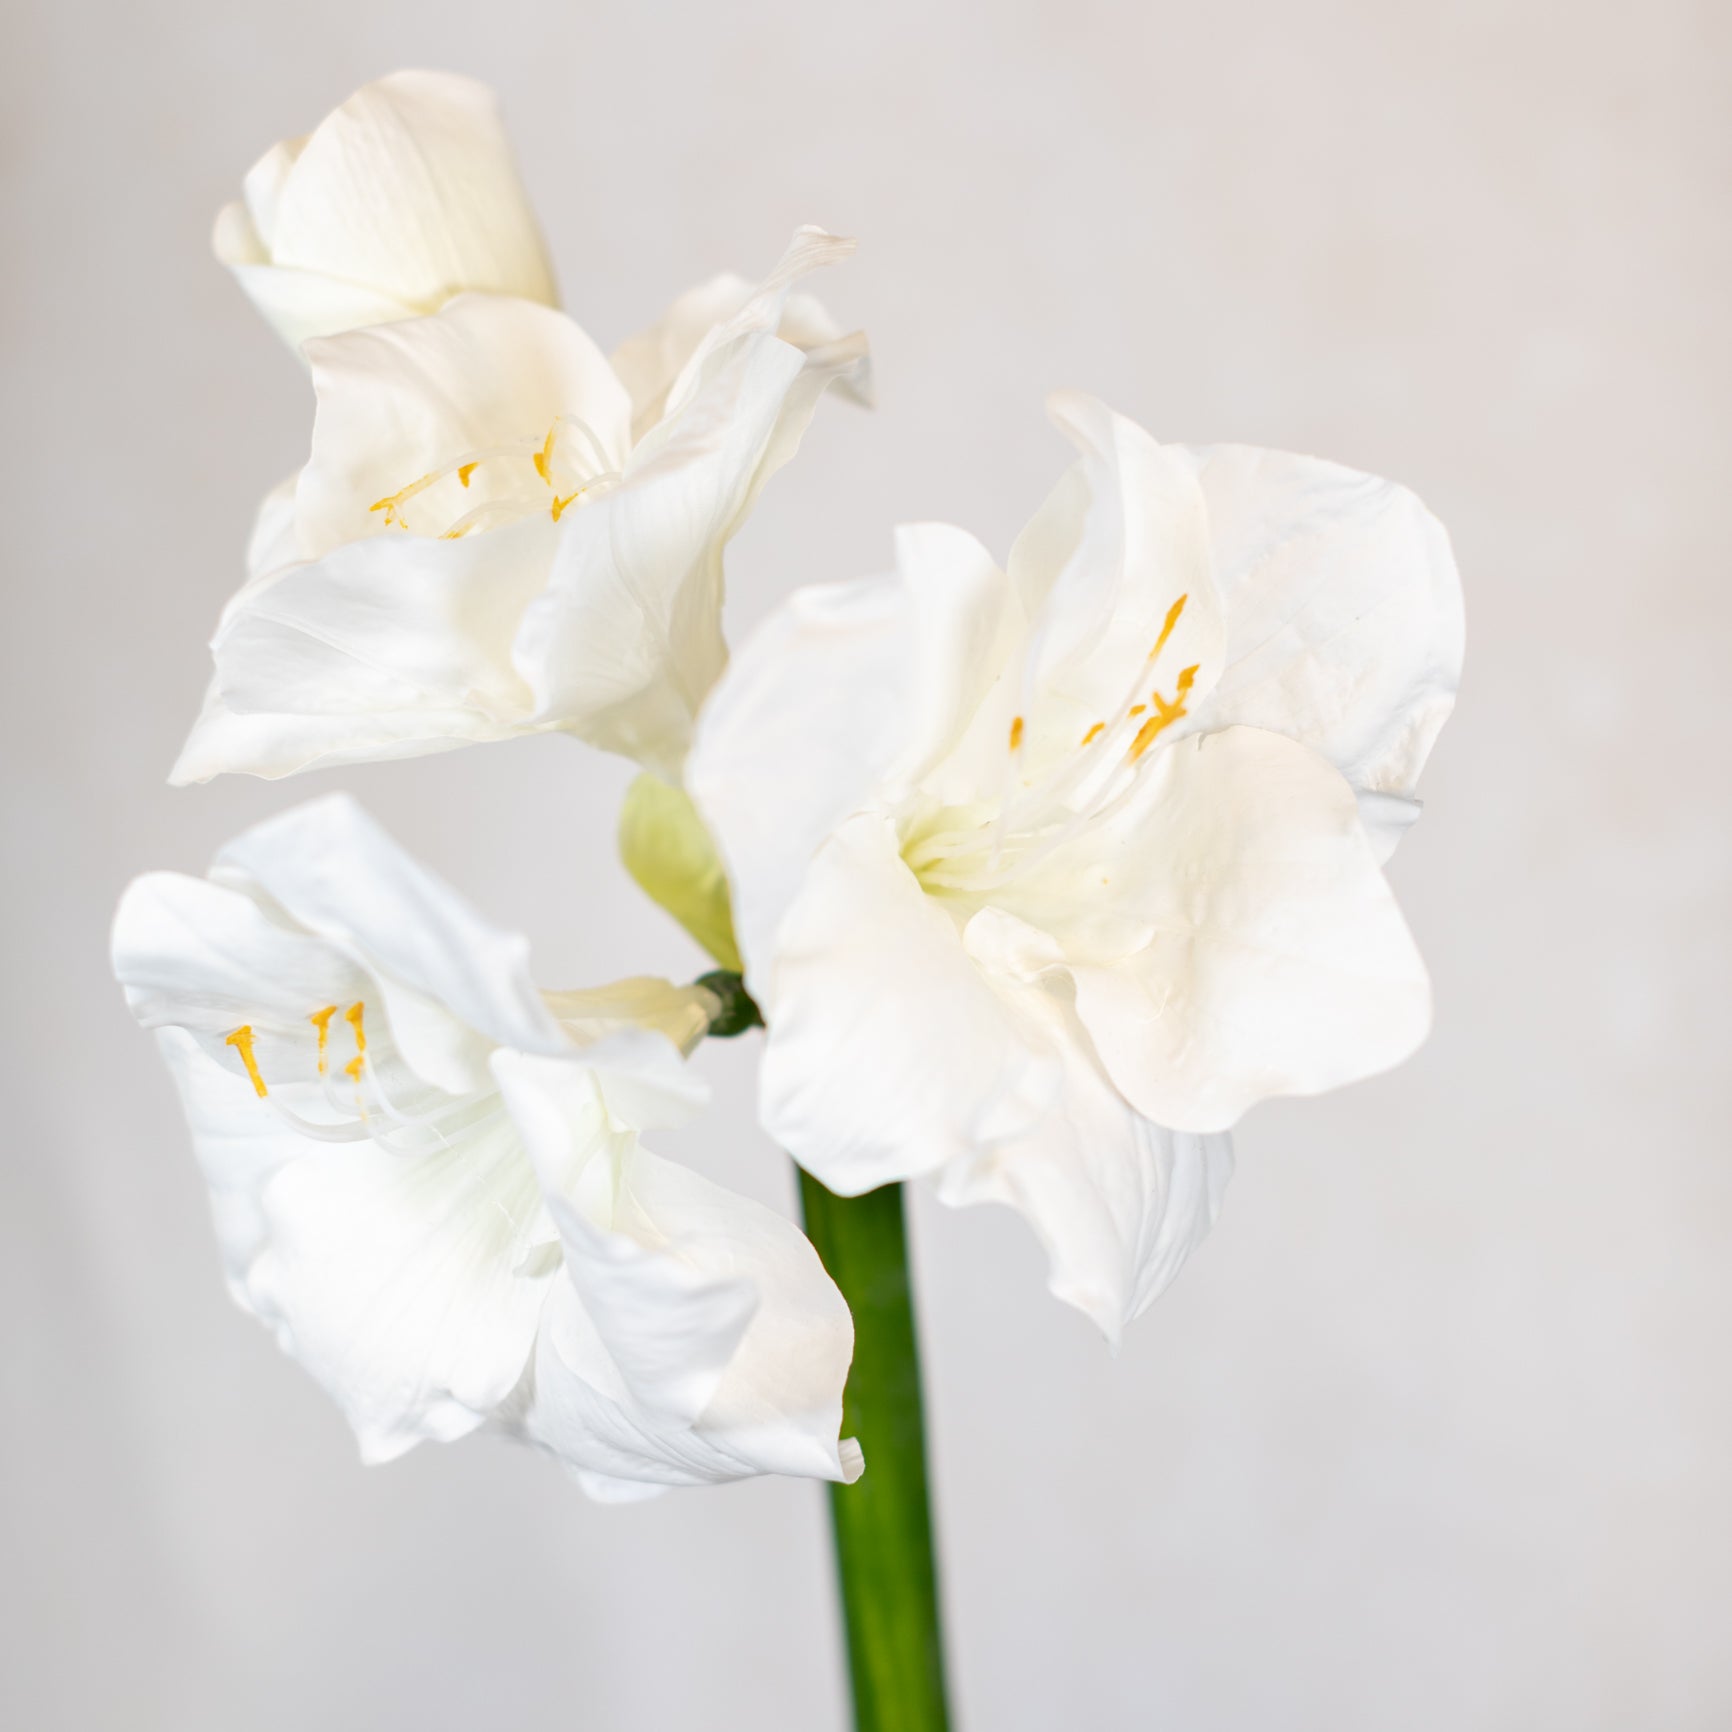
[1126,664,1200,763]
[1080,721,1105,746]
[1148,593,1188,662]
[310,1004,337,1074]
[224,1025,268,1096]
[1009,716,1024,751]
[343,1000,368,1084]
[551,491,579,522]
[532,424,557,483]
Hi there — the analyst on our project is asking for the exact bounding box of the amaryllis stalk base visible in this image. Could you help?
[798,1174,951,1732]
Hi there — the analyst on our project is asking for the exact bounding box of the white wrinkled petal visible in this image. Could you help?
[1168,442,1464,824]
[214,70,556,351]
[1007,391,1225,756]
[1044,726,1432,1132]
[944,908,1233,1342]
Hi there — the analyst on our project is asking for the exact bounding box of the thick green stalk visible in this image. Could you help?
[798,1172,952,1732]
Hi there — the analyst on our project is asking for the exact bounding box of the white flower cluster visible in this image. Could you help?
[114,72,1462,1496]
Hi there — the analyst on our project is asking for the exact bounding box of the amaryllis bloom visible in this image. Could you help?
[174,228,868,785]
[688,393,1463,1338]
[213,70,558,351]
[111,795,860,1498]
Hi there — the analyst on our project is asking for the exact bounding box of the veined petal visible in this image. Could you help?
[158,1029,550,1462]
[1041,726,1432,1132]
[215,70,556,351]
[943,907,1234,1342]
[172,516,556,785]
[298,295,630,557]
[687,577,913,993]
[1168,443,1464,857]
[758,813,1055,1195]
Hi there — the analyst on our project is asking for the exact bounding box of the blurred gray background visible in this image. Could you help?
[3,1,1727,1727]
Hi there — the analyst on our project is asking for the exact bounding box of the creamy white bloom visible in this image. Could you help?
[213,70,558,351]
[688,392,1463,1338]
[111,794,860,1497]
[175,228,868,786]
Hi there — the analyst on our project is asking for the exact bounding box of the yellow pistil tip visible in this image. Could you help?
[224,1025,268,1097]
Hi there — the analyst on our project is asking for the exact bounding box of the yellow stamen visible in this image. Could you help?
[1126,668,1201,762]
[1009,715,1024,751]
[1129,704,1146,717]
[551,492,578,522]
[343,1001,367,1084]
[1080,721,1105,746]
[224,1026,267,1097]
[532,425,557,484]
[1148,593,1188,662]
[309,1005,337,1074]
[457,462,478,487]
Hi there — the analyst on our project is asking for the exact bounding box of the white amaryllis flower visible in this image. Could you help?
[688,392,1463,1339]
[111,794,860,1499]
[213,70,558,352]
[174,228,868,786]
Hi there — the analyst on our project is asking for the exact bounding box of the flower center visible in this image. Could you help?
[223,999,503,1152]
[901,594,1199,906]
[367,415,622,540]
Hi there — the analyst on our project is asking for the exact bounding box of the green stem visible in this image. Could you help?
[798,1172,952,1732]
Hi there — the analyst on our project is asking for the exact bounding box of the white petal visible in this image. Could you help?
[154,1028,550,1463]
[1005,392,1225,760]
[1168,443,1465,833]
[297,295,630,558]
[173,516,556,785]
[758,812,1056,1194]
[213,795,569,1087]
[493,1048,859,1492]
[943,907,1234,1341]
[611,266,870,443]
[216,70,556,350]
[1034,726,1432,1132]
[687,576,913,985]
[515,230,867,775]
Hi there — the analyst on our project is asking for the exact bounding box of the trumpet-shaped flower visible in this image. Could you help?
[213,70,558,351]
[112,794,860,1497]
[175,229,868,785]
[688,393,1463,1338]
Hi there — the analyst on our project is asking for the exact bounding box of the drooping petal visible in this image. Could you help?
[1167,443,1464,858]
[687,576,913,986]
[296,295,630,557]
[757,813,1057,1195]
[611,267,870,444]
[214,71,557,351]
[493,1047,860,1492]
[1025,725,1432,1133]
[941,907,1234,1342]
[1004,393,1225,765]
[212,795,570,1089]
[171,516,557,785]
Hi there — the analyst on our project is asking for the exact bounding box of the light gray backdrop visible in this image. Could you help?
[3,2,1727,1727]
